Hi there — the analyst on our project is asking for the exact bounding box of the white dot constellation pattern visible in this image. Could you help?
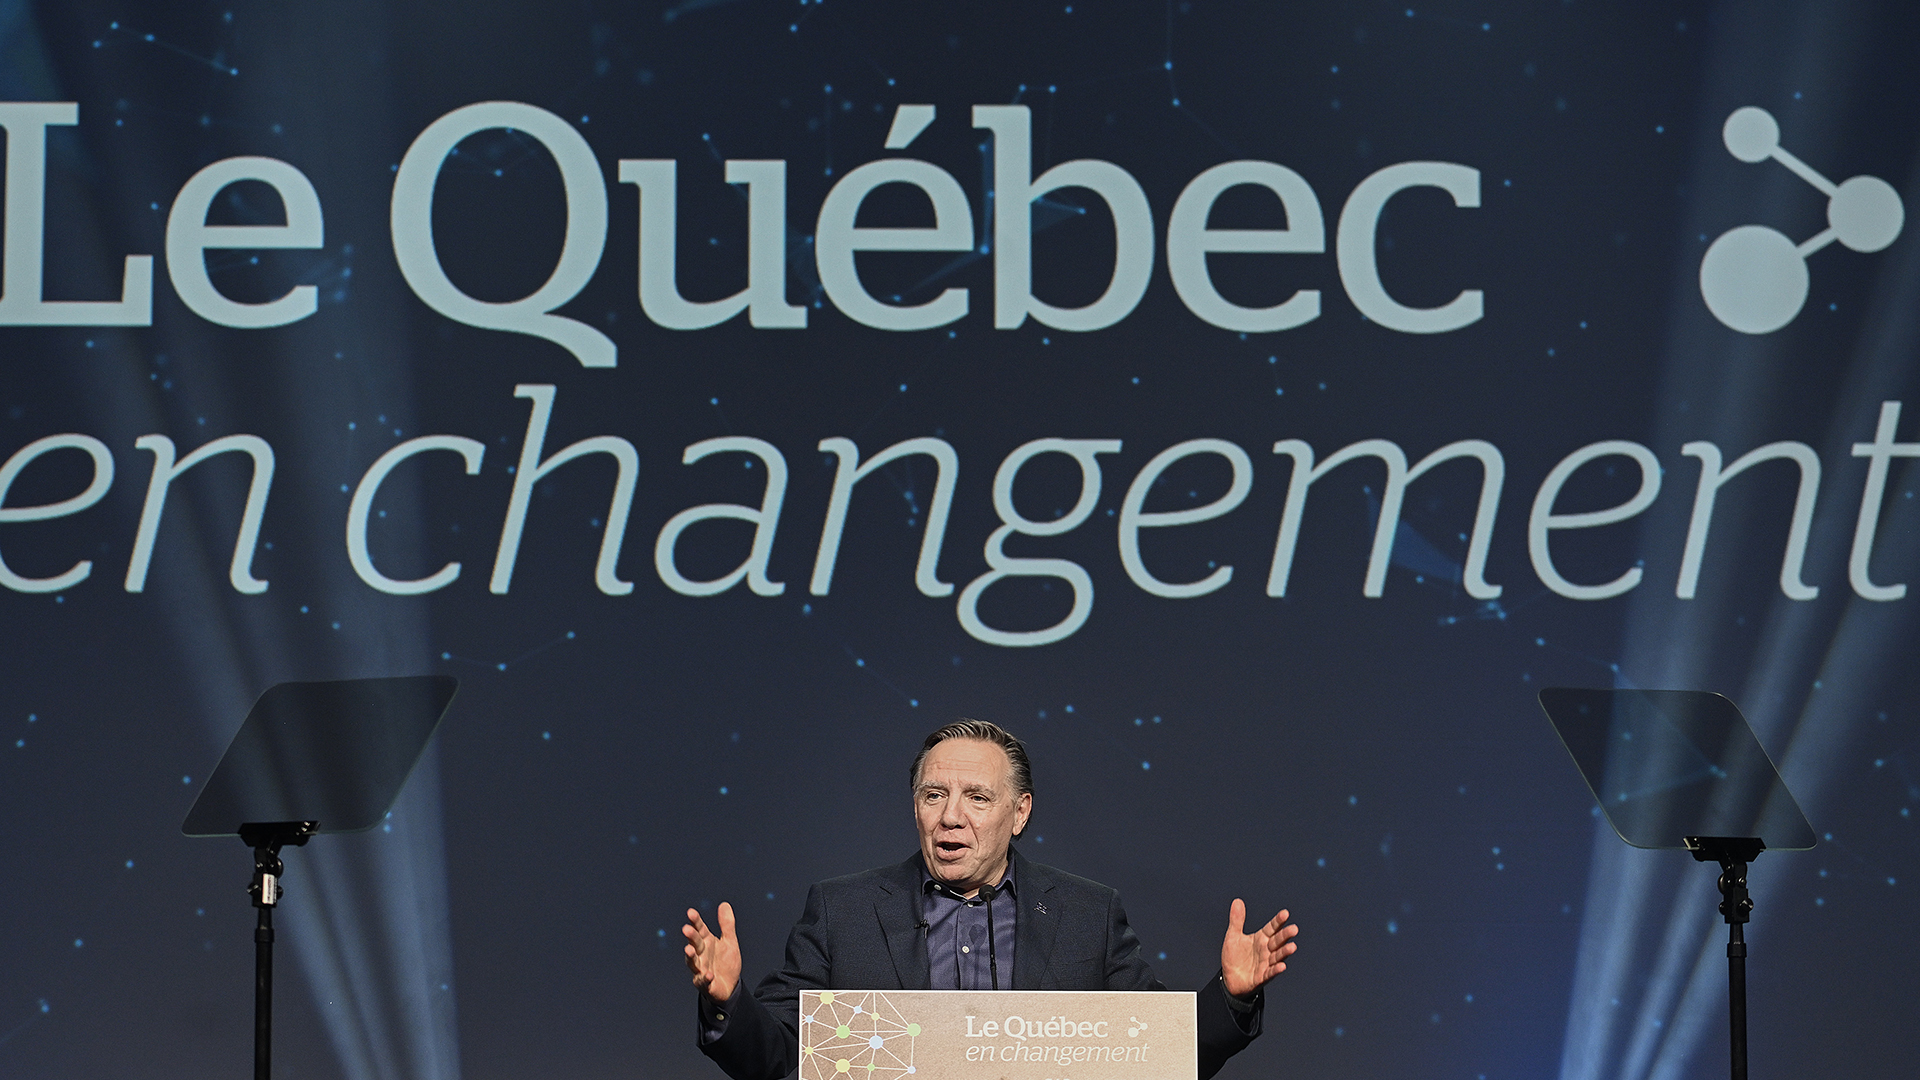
[800,991,922,1080]
[1700,106,1906,334]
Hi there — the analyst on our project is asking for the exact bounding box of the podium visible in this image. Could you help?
[1538,688,1814,1080]
[184,676,459,1080]
[797,990,1197,1080]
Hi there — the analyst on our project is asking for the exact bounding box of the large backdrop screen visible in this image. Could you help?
[1,3,1916,1079]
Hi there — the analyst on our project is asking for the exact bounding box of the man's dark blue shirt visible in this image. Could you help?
[920,868,1016,990]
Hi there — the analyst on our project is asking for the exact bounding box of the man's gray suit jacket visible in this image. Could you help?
[699,847,1261,1080]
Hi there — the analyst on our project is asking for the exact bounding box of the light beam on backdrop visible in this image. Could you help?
[143,304,468,1080]
[3,0,470,1073]
[1635,150,1920,1080]
[1558,4,1920,1080]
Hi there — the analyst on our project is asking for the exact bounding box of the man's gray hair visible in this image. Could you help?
[909,718,1034,798]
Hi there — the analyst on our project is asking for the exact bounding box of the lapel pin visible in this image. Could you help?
[1035,901,1048,914]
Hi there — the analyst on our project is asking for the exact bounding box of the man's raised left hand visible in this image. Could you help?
[1219,899,1299,999]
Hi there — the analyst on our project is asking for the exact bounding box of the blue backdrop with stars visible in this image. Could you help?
[1,3,1917,1080]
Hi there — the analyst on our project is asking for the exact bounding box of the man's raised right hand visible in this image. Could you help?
[683,902,742,1003]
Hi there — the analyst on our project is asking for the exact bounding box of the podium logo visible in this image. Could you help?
[1700,106,1905,334]
[801,991,921,1080]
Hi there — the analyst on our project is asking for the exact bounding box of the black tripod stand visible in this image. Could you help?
[238,822,317,1080]
[1686,836,1764,1080]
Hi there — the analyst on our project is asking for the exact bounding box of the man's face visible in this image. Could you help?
[913,738,1032,897]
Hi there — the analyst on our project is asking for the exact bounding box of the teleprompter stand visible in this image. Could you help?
[1538,689,1814,1080]
[1683,835,1764,1080]
[241,820,314,1080]
[184,676,458,1080]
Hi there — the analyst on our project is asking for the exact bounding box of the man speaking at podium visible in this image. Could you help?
[682,720,1299,1080]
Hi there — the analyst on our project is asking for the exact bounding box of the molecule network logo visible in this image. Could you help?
[1699,106,1906,334]
[800,991,921,1080]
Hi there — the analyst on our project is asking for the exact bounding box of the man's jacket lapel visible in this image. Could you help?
[1011,846,1062,989]
[875,854,931,990]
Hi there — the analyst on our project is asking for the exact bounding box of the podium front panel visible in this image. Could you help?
[798,990,1197,1080]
